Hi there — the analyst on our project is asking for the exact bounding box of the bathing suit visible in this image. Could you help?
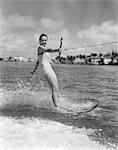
[38,46,58,88]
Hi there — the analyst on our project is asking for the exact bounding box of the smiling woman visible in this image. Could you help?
[31,33,62,107]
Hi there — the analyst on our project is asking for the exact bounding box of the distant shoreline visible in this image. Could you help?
[0,61,118,66]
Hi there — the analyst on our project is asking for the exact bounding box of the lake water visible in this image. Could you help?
[0,62,118,150]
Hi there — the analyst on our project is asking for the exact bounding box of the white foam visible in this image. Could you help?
[0,89,116,150]
[0,88,53,109]
[0,117,109,150]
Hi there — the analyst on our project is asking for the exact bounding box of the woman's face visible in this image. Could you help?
[40,36,48,47]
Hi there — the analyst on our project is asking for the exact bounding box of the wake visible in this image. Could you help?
[0,79,54,109]
[0,78,99,115]
[0,79,72,114]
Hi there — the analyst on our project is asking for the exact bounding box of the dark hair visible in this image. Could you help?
[39,33,48,41]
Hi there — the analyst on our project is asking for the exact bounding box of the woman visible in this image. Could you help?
[31,33,62,107]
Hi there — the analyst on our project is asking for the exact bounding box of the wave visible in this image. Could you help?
[0,116,109,150]
[0,80,117,150]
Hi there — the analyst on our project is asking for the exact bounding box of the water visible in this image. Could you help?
[0,62,118,150]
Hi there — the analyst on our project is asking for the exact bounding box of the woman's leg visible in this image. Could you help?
[45,69,59,107]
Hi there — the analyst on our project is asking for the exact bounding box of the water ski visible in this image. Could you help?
[0,99,98,116]
[55,99,99,114]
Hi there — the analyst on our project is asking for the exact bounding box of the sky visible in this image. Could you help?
[0,0,118,58]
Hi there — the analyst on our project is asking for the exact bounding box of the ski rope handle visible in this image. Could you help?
[59,37,63,57]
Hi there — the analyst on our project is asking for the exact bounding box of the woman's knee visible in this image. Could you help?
[51,85,57,91]
[47,77,58,89]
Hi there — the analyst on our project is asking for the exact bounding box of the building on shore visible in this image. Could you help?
[103,56,112,65]
[13,56,28,62]
[28,58,36,62]
[74,57,86,64]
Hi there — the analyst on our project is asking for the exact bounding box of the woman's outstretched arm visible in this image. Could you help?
[39,45,61,53]
[46,48,61,53]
